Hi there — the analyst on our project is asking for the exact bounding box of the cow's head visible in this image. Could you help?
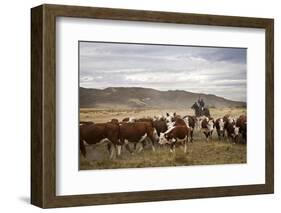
[207,119,214,131]
[165,112,175,123]
[228,117,235,125]
[154,115,165,121]
[195,117,202,129]
[234,125,240,136]
[159,133,169,145]
[218,118,224,131]
[232,125,240,142]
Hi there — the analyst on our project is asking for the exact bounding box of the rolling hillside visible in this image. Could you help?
[80,87,246,109]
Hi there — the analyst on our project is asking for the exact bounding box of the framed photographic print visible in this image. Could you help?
[31,4,274,208]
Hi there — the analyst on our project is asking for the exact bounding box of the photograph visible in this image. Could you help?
[79,41,247,170]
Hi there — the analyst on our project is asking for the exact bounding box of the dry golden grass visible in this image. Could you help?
[80,132,246,170]
[80,107,246,123]
[79,107,246,170]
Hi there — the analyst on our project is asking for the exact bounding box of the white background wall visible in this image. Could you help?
[0,0,279,212]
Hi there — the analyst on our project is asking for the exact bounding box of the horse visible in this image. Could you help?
[191,102,210,117]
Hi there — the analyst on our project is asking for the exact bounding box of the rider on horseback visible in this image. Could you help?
[198,96,205,114]
[191,96,210,117]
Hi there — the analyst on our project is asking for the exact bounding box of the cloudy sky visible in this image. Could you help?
[79,41,247,102]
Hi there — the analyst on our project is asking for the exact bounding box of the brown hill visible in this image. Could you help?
[80,87,246,109]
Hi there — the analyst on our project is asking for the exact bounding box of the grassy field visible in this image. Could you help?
[80,107,247,170]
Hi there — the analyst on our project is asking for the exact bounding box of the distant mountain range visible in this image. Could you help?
[80,87,246,109]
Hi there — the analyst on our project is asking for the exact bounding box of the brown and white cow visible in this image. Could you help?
[236,115,247,144]
[158,125,189,153]
[215,118,225,140]
[224,117,240,143]
[79,122,121,159]
[223,114,234,135]
[182,115,195,142]
[201,117,215,141]
[119,122,158,153]
[194,115,209,131]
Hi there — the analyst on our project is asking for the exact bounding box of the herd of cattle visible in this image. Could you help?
[79,112,247,159]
